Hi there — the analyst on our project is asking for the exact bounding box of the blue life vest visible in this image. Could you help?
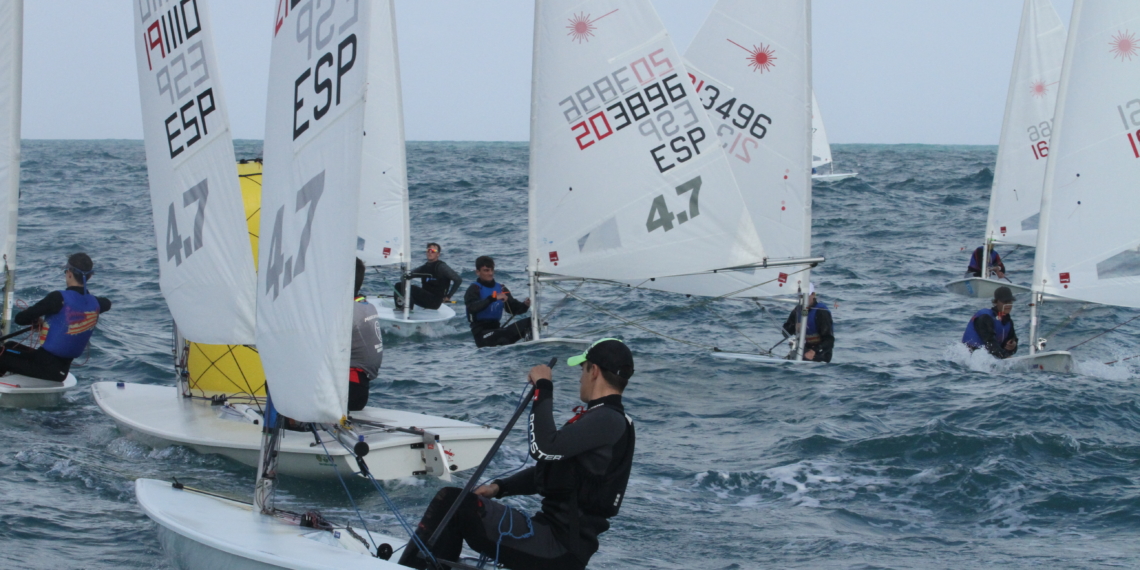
[968,247,1001,273]
[39,290,101,359]
[473,281,505,321]
[794,300,830,345]
[962,308,1011,348]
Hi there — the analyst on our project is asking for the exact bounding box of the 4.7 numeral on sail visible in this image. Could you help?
[646,176,702,233]
[264,172,325,300]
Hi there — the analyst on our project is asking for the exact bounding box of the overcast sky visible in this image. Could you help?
[20,0,1075,144]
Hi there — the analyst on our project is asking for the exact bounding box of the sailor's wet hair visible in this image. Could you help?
[476,256,495,270]
[67,253,94,280]
[427,242,442,252]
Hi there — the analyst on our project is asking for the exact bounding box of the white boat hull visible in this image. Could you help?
[944,277,1032,299]
[710,351,820,364]
[1005,351,1074,373]
[512,337,592,348]
[94,382,498,480]
[0,374,77,408]
[137,479,405,570]
[367,297,456,336]
[812,171,857,182]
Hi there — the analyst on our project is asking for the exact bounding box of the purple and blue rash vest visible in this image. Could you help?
[473,281,505,322]
[39,290,101,359]
[962,308,1012,349]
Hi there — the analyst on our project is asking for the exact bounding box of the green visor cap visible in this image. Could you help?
[567,337,624,367]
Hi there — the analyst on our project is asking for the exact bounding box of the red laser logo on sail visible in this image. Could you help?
[729,40,776,73]
[566,10,618,44]
[1029,80,1053,98]
[1110,31,1139,61]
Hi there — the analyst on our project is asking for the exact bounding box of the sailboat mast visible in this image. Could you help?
[0,0,21,337]
[1026,0,1083,351]
[253,402,283,514]
[526,0,543,343]
[794,0,814,362]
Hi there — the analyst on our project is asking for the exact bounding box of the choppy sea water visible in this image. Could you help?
[2,141,1139,569]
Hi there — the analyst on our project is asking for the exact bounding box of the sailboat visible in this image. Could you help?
[520,0,823,354]
[96,0,495,480]
[810,92,856,182]
[946,0,1065,299]
[1006,0,1140,373]
[353,12,455,335]
[137,2,426,566]
[522,0,824,362]
[0,0,79,408]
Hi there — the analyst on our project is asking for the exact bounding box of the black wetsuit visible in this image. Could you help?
[395,260,462,310]
[465,279,532,347]
[782,301,835,363]
[0,286,112,381]
[399,381,635,570]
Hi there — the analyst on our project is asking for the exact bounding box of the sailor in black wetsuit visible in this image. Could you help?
[0,253,111,381]
[962,286,1019,358]
[349,259,383,412]
[399,338,636,570]
[782,284,834,362]
[394,243,462,311]
[464,255,532,347]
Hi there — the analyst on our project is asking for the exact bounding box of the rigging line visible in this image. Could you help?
[541,281,584,323]
[1065,313,1140,352]
[1041,303,1092,342]
[1104,354,1140,365]
[325,429,437,566]
[313,426,379,552]
[710,305,764,353]
[559,265,811,340]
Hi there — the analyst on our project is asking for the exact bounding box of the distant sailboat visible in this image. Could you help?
[946,0,1065,299]
[537,0,826,363]
[355,11,456,334]
[810,92,856,182]
[1008,0,1140,373]
[521,0,819,354]
[0,0,80,407]
[97,0,494,480]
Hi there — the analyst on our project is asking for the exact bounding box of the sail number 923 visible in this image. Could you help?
[646,176,701,233]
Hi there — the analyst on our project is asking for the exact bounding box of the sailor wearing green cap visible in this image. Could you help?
[399,338,636,570]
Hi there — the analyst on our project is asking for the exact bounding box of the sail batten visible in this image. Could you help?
[985,0,1066,249]
[527,0,766,284]
[1033,0,1140,309]
[258,0,375,422]
[133,0,256,344]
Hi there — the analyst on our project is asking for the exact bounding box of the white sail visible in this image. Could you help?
[0,0,19,276]
[357,1,409,267]
[133,0,256,344]
[617,0,814,298]
[985,0,1066,248]
[258,0,373,422]
[811,92,832,170]
[1032,0,1140,308]
[527,0,765,283]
